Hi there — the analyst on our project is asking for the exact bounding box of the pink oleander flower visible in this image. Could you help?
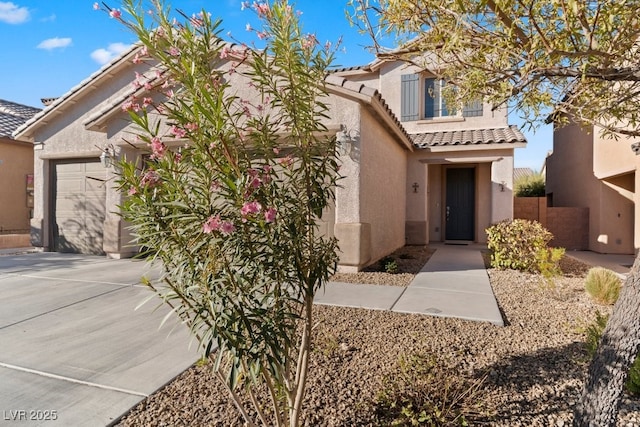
[93,3,100,11]
[169,46,180,56]
[165,89,174,98]
[143,97,153,107]
[121,98,141,112]
[203,215,222,233]
[241,200,262,217]
[132,54,142,64]
[210,180,221,192]
[150,137,166,158]
[302,34,317,50]
[128,186,137,196]
[273,147,280,155]
[264,207,277,223]
[250,177,262,189]
[170,125,187,139]
[185,122,198,132]
[278,155,293,167]
[245,23,252,32]
[241,1,250,10]
[109,8,122,19]
[220,221,235,235]
[257,31,268,40]
[220,45,231,59]
[254,2,270,17]
[174,151,182,162]
[140,170,161,187]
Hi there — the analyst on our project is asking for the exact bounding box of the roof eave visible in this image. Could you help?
[13,43,143,141]
[421,141,526,152]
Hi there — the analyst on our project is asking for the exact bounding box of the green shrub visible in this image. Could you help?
[514,171,545,197]
[627,357,640,395]
[537,246,566,278]
[374,354,490,426]
[585,267,622,305]
[584,310,609,355]
[486,219,561,274]
[380,256,399,274]
[584,311,640,396]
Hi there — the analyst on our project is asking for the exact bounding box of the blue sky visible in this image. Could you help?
[0,0,551,169]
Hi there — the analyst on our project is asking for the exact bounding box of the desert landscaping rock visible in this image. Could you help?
[116,251,639,426]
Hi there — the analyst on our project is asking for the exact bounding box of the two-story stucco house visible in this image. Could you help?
[546,119,639,255]
[13,44,526,271]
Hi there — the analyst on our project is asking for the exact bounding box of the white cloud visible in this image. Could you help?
[37,37,72,50]
[90,42,131,65]
[41,13,56,22]
[0,1,30,24]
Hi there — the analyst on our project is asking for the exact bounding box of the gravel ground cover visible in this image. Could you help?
[116,247,640,426]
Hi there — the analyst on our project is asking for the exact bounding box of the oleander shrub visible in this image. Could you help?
[374,353,490,426]
[585,267,622,305]
[486,219,562,274]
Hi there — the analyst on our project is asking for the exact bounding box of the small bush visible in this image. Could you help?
[374,353,490,426]
[585,267,622,305]
[584,311,640,396]
[486,219,561,273]
[584,310,609,355]
[380,256,399,274]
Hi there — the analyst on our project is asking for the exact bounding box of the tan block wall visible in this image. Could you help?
[514,197,589,250]
[0,234,31,249]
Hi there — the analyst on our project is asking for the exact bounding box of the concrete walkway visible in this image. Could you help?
[316,243,505,326]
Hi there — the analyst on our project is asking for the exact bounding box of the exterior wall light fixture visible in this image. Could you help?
[100,145,115,168]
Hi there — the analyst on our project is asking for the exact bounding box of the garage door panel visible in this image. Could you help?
[54,161,106,255]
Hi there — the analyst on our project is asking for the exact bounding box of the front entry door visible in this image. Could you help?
[445,168,475,241]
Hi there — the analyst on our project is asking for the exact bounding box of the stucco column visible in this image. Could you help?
[405,159,428,244]
[490,157,514,224]
[30,150,48,249]
[103,147,137,258]
[334,125,371,272]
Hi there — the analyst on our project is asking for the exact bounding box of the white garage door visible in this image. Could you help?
[53,160,106,254]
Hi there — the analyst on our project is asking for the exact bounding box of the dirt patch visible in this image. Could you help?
[330,245,435,287]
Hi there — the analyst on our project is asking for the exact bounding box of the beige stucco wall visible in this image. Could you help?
[358,107,407,264]
[546,122,636,254]
[325,92,408,270]
[0,138,33,232]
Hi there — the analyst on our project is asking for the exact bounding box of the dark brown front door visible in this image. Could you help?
[445,168,475,241]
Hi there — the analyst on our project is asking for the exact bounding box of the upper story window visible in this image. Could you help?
[400,74,482,121]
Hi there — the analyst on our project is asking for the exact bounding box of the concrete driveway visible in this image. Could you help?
[0,252,198,426]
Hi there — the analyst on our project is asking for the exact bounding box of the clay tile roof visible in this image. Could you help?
[0,99,41,138]
[411,125,527,149]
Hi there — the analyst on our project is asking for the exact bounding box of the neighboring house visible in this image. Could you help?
[0,99,39,233]
[546,119,638,255]
[14,44,526,270]
[514,167,534,183]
